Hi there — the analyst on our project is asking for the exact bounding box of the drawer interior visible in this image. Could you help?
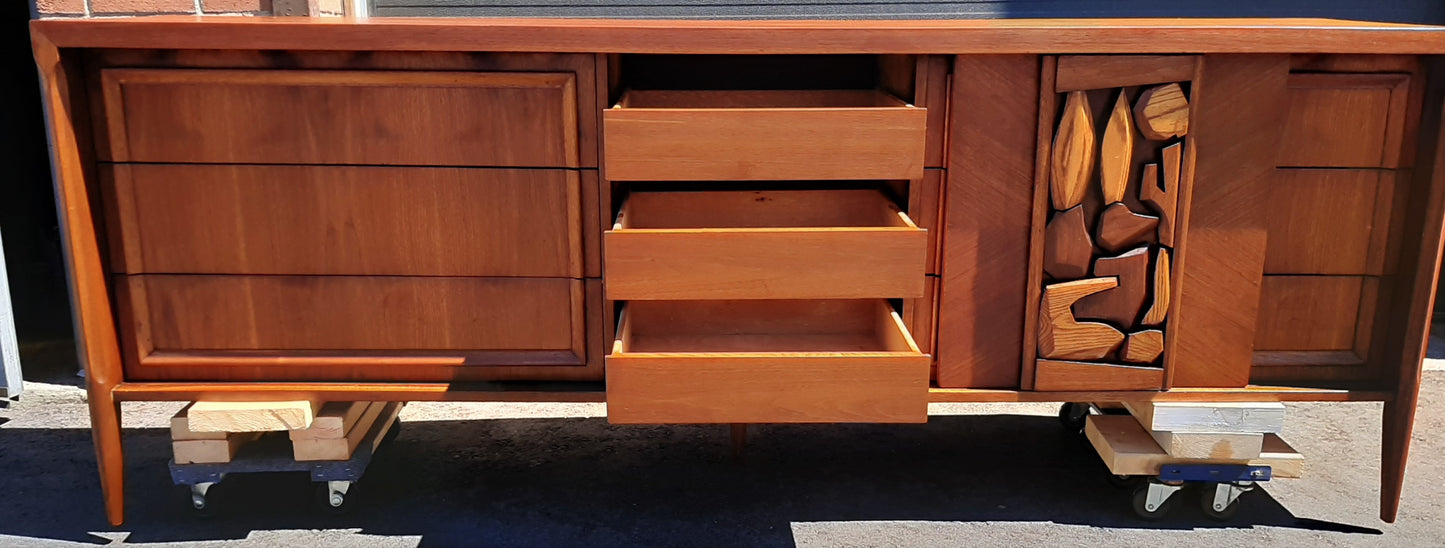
[616,299,921,355]
[615,189,917,231]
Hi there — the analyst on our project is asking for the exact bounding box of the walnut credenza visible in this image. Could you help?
[29,16,1445,525]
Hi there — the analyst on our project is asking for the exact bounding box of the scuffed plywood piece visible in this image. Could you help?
[1124,400,1286,434]
[1150,430,1265,460]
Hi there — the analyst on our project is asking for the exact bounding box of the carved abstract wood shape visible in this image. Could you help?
[1120,329,1165,363]
[1142,247,1171,326]
[1095,202,1158,253]
[1139,162,1177,247]
[1100,92,1135,204]
[1043,205,1093,280]
[1074,246,1150,327]
[1134,82,1190,140]
[1051,90,1096,210]
[1038,277,1126,360]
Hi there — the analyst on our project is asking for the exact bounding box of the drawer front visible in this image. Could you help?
[604,190,927,300]
[603,90,926,181]
[1277,73,1410,168]
[116,275,597,381]
[99,69,579,167]
[606,300,930,424]
[103,164,583,277]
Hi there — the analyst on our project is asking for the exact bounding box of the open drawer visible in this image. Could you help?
[606,300,931,424]
[605,189,927,300]
[602,89,926,181]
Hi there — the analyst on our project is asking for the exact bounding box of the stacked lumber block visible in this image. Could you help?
[169,400,401,464]
[291,401,403,461]
[1085,400,1303,477]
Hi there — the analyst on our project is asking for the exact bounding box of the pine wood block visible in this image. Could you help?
[172,432,262,464]
[1100,92,1135,204]
[1085,415,1301,477]
[187,400,322,432]
[290,401,373,441]
[1134,83,1190,140]
[1123,400,1286,434]
[1150,431,1265,460]
[1043,205,1093,280]
[1075,247,1150,327]
[293,401,401,461]
[1038,278,1125,360]
[170,403,226,441]
[1095,203,1158,253]
[1120,329,1165,363]
[1050,90,1095,210]
[1141,248,1171,326]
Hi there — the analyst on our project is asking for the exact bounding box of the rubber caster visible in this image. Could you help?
[1200,482,1251,521]
[186,482,219,518]
[1058,402,1091,433]
[1131,481,1181,521]
[314,481,356,515]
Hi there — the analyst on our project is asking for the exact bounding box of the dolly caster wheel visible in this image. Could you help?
[187,482,219,518]
[314,481,356,515]
[1058,402,1091,434]
[1131,481,1182,520]
[1200,482,1252,521]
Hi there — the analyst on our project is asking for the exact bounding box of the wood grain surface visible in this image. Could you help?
[603,89,925,181]
[103,164,584,277]
[936,55,1038,389]
[99,69,579,167]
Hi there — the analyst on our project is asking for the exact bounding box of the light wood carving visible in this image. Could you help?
[1043,205,1093,280]
[1134,82,1190,140]
[1051,91,1095,210]
[1100,92,1134,203]
[1096,202,1158,253]
[1075,247,1150,327]
[1139,162,1177,247]
[1142,248,1171,326]
[1120,329,1165,363]
[1038,278,1126,360]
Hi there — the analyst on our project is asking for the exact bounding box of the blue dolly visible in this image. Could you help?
[1060,401,1269,521]
[170,414,400,516]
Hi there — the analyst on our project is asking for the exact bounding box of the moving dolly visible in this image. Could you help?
[169,412,400,516]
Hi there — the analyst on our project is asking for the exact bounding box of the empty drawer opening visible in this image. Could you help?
[615,89,912,110]
[614,189,917,231]
[616,54,914,94]
[616,300,921,355]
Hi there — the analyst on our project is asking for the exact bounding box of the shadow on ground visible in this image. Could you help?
[0,413,1383,546]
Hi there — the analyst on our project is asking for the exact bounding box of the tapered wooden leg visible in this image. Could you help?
[1381,397,1419,523]
[730,423,748,459]
[89,389,125,526]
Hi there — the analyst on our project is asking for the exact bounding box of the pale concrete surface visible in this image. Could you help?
[1,373,1443,547]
